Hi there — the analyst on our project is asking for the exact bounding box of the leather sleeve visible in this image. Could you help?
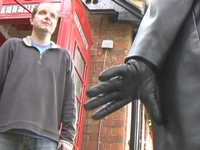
[126,0,194,69]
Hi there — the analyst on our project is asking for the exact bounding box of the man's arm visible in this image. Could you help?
[127,0,194,69]
[84,0,195,124]
[59,57,77,150]
[0,39,13,97]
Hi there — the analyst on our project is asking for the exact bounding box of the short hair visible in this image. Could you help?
[31,3,58,20]
[31,4,39,18]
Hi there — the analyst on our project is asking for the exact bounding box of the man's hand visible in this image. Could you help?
[57,141,73,150]
[84,59,163,125]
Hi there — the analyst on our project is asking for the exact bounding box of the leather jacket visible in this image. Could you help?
[127,0,200,149]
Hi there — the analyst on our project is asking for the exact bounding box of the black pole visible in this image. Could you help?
[130,100,141,150]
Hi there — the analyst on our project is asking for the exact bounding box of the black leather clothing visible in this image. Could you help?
[126,0,200,149]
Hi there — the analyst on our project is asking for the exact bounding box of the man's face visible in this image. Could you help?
[30,3,58,34]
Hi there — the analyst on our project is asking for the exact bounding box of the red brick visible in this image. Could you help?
[83,11,136,150]
[112,127,126,136]
[111,143,124,150]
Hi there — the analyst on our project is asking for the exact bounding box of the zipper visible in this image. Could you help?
[39,53,43,64]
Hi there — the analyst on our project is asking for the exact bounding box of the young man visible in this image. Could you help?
[0,3,77,150]
[85,0,200,149]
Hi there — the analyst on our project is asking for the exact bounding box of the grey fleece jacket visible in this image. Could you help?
[0,36,77,145]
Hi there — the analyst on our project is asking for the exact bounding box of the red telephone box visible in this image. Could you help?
[0,0,92,149]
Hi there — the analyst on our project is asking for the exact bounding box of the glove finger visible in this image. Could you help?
[86,77,123,97]
[142,92,163,125]
[92,99,130,120]
[99,64,129,81]
[84,91,121,110]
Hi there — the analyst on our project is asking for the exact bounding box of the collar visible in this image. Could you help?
[23,36,61,48]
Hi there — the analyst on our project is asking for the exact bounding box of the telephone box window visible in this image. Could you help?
[75,47,85,76]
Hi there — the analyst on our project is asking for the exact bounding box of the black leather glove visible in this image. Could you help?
[84,59,163,125]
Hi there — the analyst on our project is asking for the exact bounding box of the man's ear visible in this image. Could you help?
[29,18,33,25]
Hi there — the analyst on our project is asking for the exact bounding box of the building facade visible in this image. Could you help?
[82,0,153,149]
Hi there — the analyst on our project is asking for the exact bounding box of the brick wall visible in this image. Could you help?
[82,11,138,150]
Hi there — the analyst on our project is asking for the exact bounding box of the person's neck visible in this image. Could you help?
[31,32,51,46]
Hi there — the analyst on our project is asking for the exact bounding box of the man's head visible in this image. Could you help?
[30,3,58,35]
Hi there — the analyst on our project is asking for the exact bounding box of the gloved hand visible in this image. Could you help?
[84,59,163,125]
